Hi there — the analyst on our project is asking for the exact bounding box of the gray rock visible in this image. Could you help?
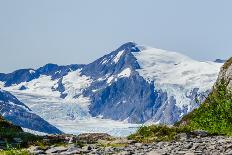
[135,143,143,148]
[27,146,45,155]
[147,151,161,155]
[184,143,193,149]
[192,130,209,137]
[60,150,80,155]
[226,149,232,155]
[77,133,112,143]
[177,133,188,141]
[117,151,131,155]
[45,146,68,154]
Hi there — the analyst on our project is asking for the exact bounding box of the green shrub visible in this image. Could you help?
[0,149,29,155]
[0,116,42,149]
[178,79,232,135]
[128,125,191,143]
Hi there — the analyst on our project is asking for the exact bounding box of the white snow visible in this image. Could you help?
[101,58,108,64]
[23,128,48,136]
[6,75,60,97]
[132,47,222,109]
[118,68,131,78]
[49,117,139,137]
[2,70,138,136]
[113,50,124,63]
[62,70,92,108]
[29,69,35,74]
[4,90,138,137]
[0,81,5,88]
[107,76,114,84]
[55,70,61,74]
[106,68,131,85]
[8,101,30,112]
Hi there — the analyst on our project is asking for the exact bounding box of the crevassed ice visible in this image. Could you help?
[23,128,47,136]
[3,71,138,136]
[62,70,92,108]
[132,47,222,109]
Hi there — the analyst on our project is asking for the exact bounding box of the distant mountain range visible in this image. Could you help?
[0,42,223,135]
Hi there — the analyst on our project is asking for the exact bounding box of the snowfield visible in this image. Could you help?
[132,46,222,111]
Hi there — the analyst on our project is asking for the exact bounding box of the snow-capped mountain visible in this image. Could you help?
[0,89,62,134]
[0,42,223,136]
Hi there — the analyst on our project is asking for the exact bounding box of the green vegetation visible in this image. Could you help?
[0,149,29,155]
[129,76,232,143]
[98,142,128,148]
[177,79,232,135]
[0,116,22,133]
[128,125,191,143]
[0,116,42,149]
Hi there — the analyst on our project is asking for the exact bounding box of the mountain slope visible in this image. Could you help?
[0,114,23,132]
[177,57,232,135]
[0,42,223,135]
[82,43,222,124]
[0,89,62,134]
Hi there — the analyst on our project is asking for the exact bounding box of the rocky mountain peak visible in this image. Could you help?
[116,42,140,53]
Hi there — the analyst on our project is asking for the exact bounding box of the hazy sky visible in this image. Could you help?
[0,0,231,73]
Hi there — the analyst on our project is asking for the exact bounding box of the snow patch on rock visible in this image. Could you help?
[118,68,131,78]
[113,50,124,63]
[0,81,5,88]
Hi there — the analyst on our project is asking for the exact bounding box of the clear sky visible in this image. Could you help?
[0,0,231,73]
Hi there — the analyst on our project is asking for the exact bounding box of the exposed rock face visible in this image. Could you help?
[216,57,232,90]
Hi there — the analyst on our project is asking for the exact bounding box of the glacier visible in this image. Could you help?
[0,89,62,134]
[0,42,223,136]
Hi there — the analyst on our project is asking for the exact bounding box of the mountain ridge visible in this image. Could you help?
[0,42,223,136]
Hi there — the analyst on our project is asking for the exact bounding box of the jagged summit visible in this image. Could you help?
[116,42,140,53]
[0,63,83,87]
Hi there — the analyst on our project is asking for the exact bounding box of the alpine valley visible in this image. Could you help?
[0,42,223,136]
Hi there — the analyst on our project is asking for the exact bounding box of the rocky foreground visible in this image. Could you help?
[26,133,232,155]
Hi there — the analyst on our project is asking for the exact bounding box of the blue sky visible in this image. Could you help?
[0,0,231,73]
